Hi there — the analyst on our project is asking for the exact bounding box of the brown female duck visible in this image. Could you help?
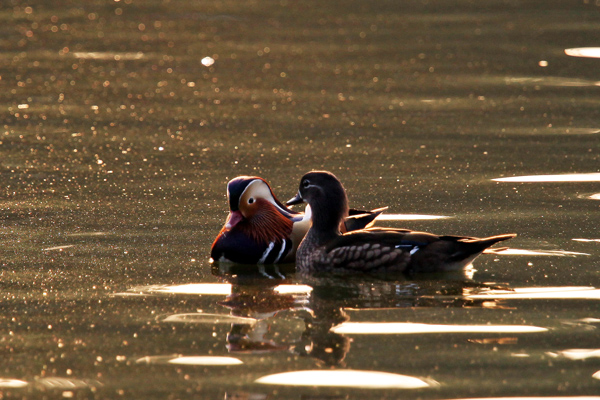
[287,171,515,273]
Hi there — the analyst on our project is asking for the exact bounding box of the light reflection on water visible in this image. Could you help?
[33,377,100,391]
[142,283,233,295]
[504,76,600,87]
[72,52,145,60]
[201,56,215,67]
[467,287,600,300]
[331,322,547,335]
[376,213,450,221]
[485,248,589,256]
[255,369,437,389]
[565,47,600,59]
[168,356,243,365]
[493,173,600,183]
[162,313,257,325]
[66,232,110,237]
[116,283,313,296]
[137,355,244,366]
[42,244,75,251]
[0,379,28,388]
[445,398,600,400]
[0,376,104,395]
[547,349,600,361]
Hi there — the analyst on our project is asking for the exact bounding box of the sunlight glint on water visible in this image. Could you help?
[565,47,600,58]
[493,173,600,182]
[255,370,437,389]
[330,322,548,334]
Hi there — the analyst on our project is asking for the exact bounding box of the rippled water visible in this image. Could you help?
[1,0,600,398]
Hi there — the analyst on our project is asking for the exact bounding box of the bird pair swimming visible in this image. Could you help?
[210,175,385,265]
[211,171,515,273]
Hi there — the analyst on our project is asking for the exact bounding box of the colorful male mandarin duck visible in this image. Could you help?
[287,171,516,274]
[210,176,385,264]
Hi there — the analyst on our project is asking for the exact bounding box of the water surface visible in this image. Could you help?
[1,0,600,398]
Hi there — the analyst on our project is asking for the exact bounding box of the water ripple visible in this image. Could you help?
[377,213,450,221]
[485,248,589,257]
[72,52,144,60]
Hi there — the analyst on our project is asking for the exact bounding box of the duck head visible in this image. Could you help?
[287,171,349,233]
[225,176,296,230]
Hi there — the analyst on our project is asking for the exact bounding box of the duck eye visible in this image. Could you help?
[302,180,310,188]
[248,197,255,204]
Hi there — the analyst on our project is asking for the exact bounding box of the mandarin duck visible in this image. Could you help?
[210,176,385,264]
[286,171,516,274]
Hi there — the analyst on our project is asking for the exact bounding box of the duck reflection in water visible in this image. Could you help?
[299,273,512,365]
[213,264,506,366]
[216,266,307,355]
[215,265,352,365]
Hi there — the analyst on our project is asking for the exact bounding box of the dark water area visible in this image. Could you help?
[1,0,600,398]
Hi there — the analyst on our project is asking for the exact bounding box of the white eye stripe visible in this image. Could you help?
[302,183,318,189]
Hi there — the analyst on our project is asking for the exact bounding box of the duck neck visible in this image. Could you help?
[309,196,348,244]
